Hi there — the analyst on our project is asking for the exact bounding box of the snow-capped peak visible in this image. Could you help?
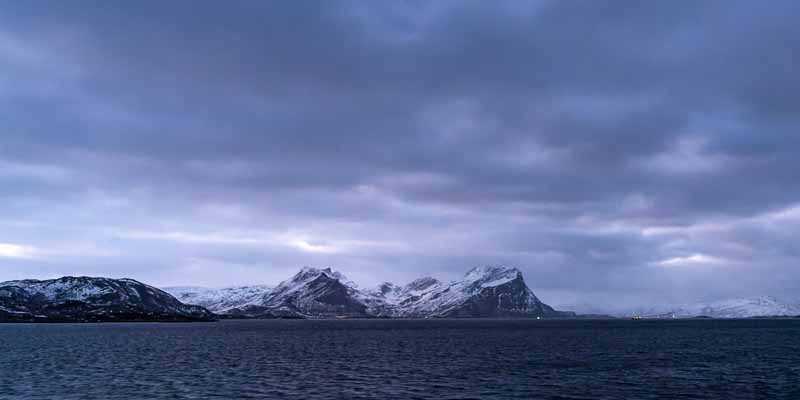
[293,267,347,283]
[463,266,522,288]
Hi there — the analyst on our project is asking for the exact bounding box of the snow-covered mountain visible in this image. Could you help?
[626,296,800,319]
[165,266,572,319]
[253,267,368,317]
[165,285,272,314]
[166,267,369,318]
[0,276,213,322]
[355,266,571,318]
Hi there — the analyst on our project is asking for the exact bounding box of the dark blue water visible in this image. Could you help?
[1,319,799,399]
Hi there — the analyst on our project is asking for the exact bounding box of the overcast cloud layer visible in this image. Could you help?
[1,1,799,308]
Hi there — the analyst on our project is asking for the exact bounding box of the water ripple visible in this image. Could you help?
[1,319,799,399]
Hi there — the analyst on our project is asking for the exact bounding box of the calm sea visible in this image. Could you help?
[1,319,799,399]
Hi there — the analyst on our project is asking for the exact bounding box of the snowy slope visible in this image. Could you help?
[164,285,272,314]
[656,296,800,318]
[353,276,444,316]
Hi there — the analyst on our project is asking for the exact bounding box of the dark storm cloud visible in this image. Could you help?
[1,0,799,307]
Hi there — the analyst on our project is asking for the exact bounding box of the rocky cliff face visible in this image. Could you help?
[430,267,561,317]
[0,277,213,322]
[166,266,571,319]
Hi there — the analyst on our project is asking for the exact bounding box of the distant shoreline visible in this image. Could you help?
[4,316,799,324]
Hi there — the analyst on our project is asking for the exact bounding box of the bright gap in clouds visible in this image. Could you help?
[0,243,37,259]
[656,254,723,267]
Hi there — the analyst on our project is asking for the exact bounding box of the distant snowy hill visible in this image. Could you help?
[643,296,800,319]
[0,277,213,322]
[564,296,800,319]
[164,285,272,314]
[163,266,572,319]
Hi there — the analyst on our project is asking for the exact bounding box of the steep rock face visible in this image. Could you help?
[393,267,571,318]
[437,272,553,317]
[350,266,570,318]
[0,277,213,322]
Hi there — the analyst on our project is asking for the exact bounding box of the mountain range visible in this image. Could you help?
[165,266,574,319]
[167,266,800,320]
[3,267,799,322]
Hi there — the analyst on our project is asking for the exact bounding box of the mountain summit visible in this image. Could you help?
[255,267,368,317]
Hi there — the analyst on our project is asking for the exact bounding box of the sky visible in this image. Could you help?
[1,1,799,308]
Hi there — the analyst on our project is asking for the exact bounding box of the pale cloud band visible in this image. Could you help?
[0,243,37,259]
